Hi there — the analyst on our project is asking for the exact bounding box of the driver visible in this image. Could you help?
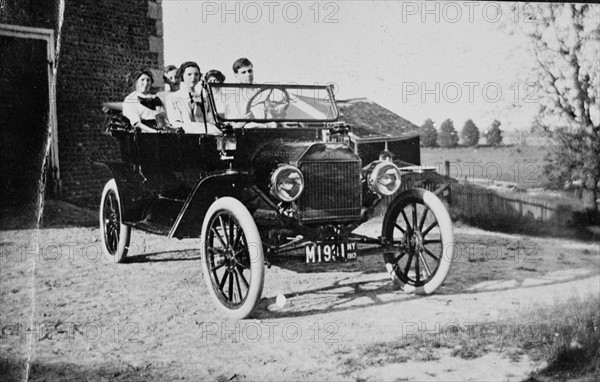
[223,58,278,128]
[233,57,254,84]
[222,58,255,121]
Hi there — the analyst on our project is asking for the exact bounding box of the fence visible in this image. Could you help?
[450,183,578,227]
[374,166,581,227]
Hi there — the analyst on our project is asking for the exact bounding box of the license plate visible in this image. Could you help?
[305,241,357,264]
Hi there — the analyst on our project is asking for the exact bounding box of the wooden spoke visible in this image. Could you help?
[211,262,226,272]
[232,225,243,250]
[234,270,243,302]
[394,222,406,234]
[218,215,230,247]
[401,209,412,231]
[418,251,432,277]
[228,271,234,302]
[218,269,229,291]
[412,203,418,231]
[422,221,438,237]
[392,251,407,263]
[423,246,439,261]
[418,207,429,231]
[404,252,414,275]
[414,248,420,283]
[236,266,249,288]
[210,225,228,249]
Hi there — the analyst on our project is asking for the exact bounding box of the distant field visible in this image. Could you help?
[420,145,551,189]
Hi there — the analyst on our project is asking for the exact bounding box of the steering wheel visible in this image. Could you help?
[246,87,290,119]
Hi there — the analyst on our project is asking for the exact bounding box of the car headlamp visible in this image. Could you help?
[368,162,401,196]
[270,165,304,202]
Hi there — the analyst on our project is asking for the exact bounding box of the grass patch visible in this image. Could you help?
[453,295,600,379]
[337,339,444,374]
[339,295,599,380]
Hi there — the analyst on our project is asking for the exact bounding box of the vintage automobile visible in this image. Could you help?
[99,83,453,319]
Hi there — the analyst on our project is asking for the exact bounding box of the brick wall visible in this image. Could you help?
[56,0,164,206]
[0,0,59,30]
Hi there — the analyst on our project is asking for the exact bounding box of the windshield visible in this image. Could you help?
[207,83,339,123]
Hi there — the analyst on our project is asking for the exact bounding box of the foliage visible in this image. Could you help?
[510,3,600,216]
[450,295,600,380]
[460,119,480,147]
[437,119,459,148]
[419,118,437,148]
[484,120,503,146]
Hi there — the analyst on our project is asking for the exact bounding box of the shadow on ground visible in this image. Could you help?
[0,356,171,382]
[0,199,97,231]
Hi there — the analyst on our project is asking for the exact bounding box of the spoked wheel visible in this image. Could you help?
[382,188,453,294]
[99,179,131,263]
[200,197,265,319]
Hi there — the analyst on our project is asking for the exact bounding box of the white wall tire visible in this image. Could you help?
[382,188,454,294]
[99,179,132,263]
[200,197,265,319]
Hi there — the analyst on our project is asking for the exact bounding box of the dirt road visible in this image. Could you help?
[1,220,598,381]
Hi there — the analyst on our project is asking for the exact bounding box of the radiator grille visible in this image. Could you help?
[298,161,362,221]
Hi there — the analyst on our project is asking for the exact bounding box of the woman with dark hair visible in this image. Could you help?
[122,69,166,132]
[204,69,226,84]
[165,61,203,128]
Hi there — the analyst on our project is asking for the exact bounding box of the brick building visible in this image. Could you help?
[1,0,164,207]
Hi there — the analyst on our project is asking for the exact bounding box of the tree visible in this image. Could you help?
[461,119,480,147]
[511,4,600,218]
[420,118,437,148]
[485,120,503,146]
[437,119,459,148]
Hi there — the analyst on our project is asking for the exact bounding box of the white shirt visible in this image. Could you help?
[165,89,204,128]
[122,91,164,127]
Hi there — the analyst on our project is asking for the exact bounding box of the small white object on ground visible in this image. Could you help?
[276,294,287,308]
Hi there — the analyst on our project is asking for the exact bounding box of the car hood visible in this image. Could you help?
[252,141,360,168]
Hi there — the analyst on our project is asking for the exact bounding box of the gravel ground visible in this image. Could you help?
[1,213,599,381]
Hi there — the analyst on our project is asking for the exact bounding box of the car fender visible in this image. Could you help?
[94,161,153,223]
[169,171,256,239]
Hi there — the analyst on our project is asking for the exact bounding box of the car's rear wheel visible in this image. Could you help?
[382,188,453,294]
[99,179,131,263]
[200,197,265,319]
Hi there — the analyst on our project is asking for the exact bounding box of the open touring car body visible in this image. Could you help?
[99,82,454,319]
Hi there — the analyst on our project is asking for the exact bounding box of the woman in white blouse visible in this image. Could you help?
[165,61,203,128]
[122,69,165,132]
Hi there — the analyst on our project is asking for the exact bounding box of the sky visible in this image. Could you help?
[163,1,545,132]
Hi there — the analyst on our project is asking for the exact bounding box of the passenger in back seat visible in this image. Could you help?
[122,69,166,133]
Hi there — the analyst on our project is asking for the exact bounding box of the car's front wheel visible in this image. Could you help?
[382,188,454,294]
[99,179,131,263]
[200,197,265,319]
